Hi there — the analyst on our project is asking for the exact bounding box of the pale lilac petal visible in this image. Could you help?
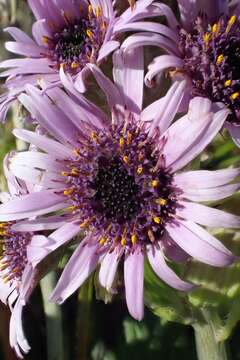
[166,220,235,267]
[13,129,73,158]
[18,87,79,145]
[147,246,194,291]
[27,222,81,267]
[87,63,124,110]
[27,0,46,19]
[10,300,30,358]
[163,98,229,172]
[124,250,144,321]
[5,41,44,57]
[153,3,179,29]
[175,168,240,189]
[99,248,121,291]
[12,216,66,232]
[145,55,183,86]
[114,22,179,43]
[32,19,53,46]
[97,40,120,62]
[119,0,154,23]
[177,201,240,228]
[177,0,198,30]
[226,123,240,147]
[113,48,144,114]
[59,67,109,126]
[4,27,35,44]
[0,279,16,305]
[161,234,190,263]
[181,183,240,202]
[121,32,179,56]
[0,191,67,221]
[148,80,186,136]
[50,238,100,304]
[10,151,62,172]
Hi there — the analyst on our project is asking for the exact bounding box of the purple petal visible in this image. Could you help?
[226,123,240,147]
[99,248,121,291]
[145,55,183,86]
[124,250,144,321]
[163,98,229,172]
[0,191,67,221]
[50,238,100,304]
[166,220,235,267]
[177,201,240,228]
[147,246,195,291]
[27,222,81,267]
[98,40,120,62]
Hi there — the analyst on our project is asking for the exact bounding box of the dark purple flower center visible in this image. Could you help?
[179,15,240,123]
[43,6,106,73]
[62,121,179,251]
[0,223,31,283]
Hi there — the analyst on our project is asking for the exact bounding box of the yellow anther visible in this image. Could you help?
[153,216,161,225]
[123,155,129,164]
[42,36,50,44]
[126,132,133,145]
[80,219,90,229]
[224,79,232,87]
[121,237,127,246]
[66,205,78,212]
[88,4,93,13]
[71,168,79,175]
[86,29,94,39]
[216,54,224,65]
[151,180,159,188]
[229,15,237,27]
[61,171,68,177]
[74,149,81,156]
[212,23,218,33]
[99,237,107,246]
[91,131,99,142]
[64,188,74,196]
[0,230,6,236]
[119,137,124,148]
[203,33,210,43]
[0,223,7,229]
[137,166,143,175]
[71,62,79,69]
[131,234,138,245]
[230,92,239,100]
[155,198,168,206]
[0,264,8,271]
[96,5,101,17]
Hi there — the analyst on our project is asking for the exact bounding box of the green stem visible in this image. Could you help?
[193,310,230,360]
[40,271,64,360]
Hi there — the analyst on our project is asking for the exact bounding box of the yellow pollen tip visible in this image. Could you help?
[0,230,6,236]
[231,92,239,100]
[71,168,79,175]
[0,223,7,229]
[153,216,161,224]
[229,15,237,26]
[96,5,101,17]
[88,4,93,13]
[126,132,133,145]
[212,23,218,33]
[64,188,74,196]
[137,166,143,175]
[121,238,127,246]
[66,205,78,212]
[131,234,137,245]
[86,29,94,39]
[71,62,79,69]
[203,33,210,43]
[119,137,124,148]
[42,36,50,44]
[99,237,107,246]
[224,80,232,87]
[155,198,167,206]
[80,219,90,229]
[123,155,129,164]
[216,54,224,65]
[61,171,68,176]
[74,149,81,156]
[151,180,159,188]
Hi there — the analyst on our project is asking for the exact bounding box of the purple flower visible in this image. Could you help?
[0,0,162,121]
[0,153,66,358]
[123,0,240,146]
[0,49,239,321]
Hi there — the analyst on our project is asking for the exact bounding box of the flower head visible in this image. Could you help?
[123,0,240,146]
[1,49,239,321]
[0,0,161,121]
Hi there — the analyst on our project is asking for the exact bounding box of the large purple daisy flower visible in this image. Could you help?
[0,49,239,321]
[123,0,240,146]
[0,0,165,121]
